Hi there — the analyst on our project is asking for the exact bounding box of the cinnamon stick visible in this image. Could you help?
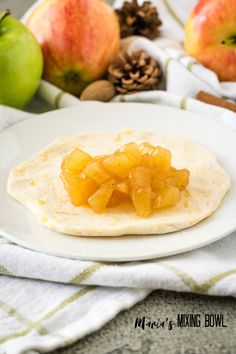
[196,91,236,113]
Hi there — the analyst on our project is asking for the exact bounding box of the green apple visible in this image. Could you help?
[0,10,43,109]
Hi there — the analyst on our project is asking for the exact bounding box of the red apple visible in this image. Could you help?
[184,0,236,82]
[26,0,120,95]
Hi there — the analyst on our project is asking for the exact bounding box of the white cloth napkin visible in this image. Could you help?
[1,0,236,353]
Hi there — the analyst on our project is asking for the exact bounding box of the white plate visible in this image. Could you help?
[0,103,236,261]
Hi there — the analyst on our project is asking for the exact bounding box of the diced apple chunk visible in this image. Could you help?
[61,149,92,182]
[129,167,152,188]
[83,162,112,185]
[60,168,78,183]
[152,147,171,172]
[130,187,153,217]
[88,179,115,213]
[152,175,165,191]
[102,152,135,178]
[107,190,127,207]
[154,186,180,209]
[62,149,91,172]
[66,176,97,206]
[115,181,129,195]
[142,153,154,168]
[165,169,190,190]
[120,142,142,165]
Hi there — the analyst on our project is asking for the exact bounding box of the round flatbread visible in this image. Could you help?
[7,130,231,236]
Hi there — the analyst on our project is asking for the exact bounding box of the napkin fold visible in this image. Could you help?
[1,1,236,353]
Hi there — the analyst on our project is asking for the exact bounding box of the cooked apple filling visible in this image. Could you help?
[61,142,190,217]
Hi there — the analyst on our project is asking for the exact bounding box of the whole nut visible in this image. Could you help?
[80,80,116,102]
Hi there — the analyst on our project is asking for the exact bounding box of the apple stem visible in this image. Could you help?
[0,9,11,24]
[221,35,236,46]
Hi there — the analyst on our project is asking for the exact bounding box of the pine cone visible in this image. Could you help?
[108,50,162,94]
[115,0,162,40]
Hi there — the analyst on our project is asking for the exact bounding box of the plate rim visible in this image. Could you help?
[2,102,236,138]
